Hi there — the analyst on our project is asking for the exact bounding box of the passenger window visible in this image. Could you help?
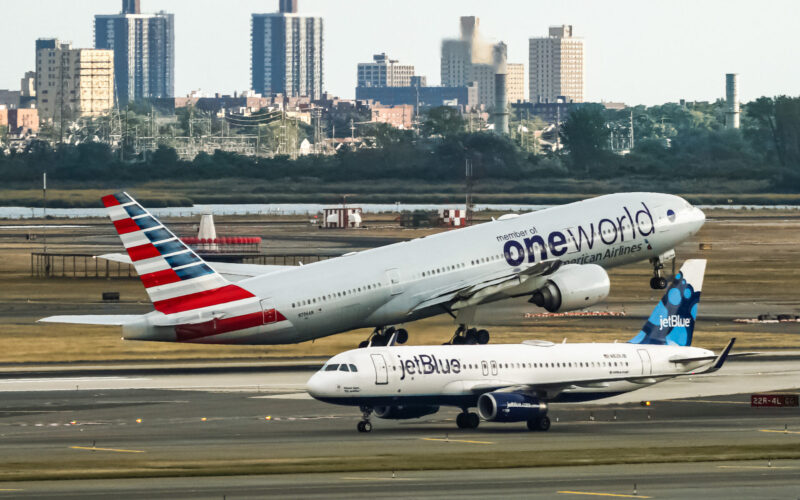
[349,364,357,372]
[324,364,339,371]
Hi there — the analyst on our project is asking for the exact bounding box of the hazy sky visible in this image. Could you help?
[3,0,799,105]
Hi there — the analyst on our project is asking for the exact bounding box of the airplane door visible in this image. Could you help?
[261,298,277,324]
[490,360,498,376]
[481,361,489,376]
[637,349,652,375]
[370,354,389,385]
[386,268,403,295]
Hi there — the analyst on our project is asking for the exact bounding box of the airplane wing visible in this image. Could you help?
[96,253,293,281]
[409,259,562,314]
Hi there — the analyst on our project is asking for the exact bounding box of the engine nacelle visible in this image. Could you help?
[477,392,547,423]
[529,264,609,313]
[374,405,439,420]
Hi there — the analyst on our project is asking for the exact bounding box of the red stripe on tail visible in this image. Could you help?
[102,194,121,207]
[127,243,161,262]
[153,284,254,314]
[140,268,181,288]
[113,218,140,235]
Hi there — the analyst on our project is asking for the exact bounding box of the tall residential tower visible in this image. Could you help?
[251,0,323,99]
[35,39,114,121]
[94,0,174,105]
[529,25,584,103]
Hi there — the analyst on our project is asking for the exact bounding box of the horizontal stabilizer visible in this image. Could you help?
[38,315,142,326]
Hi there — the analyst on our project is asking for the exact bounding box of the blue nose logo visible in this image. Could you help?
[667,209,676,222]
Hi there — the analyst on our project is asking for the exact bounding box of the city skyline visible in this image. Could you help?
[3,0,800,105]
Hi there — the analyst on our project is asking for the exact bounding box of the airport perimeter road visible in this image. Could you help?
[1,460,800,499]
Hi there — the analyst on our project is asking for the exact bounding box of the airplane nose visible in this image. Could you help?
[306,373,325,398]
[692,206,706,228]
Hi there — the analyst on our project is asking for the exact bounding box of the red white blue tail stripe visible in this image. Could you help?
[102,192,257,317]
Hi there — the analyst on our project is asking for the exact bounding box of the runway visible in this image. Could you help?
[0,358,799,498]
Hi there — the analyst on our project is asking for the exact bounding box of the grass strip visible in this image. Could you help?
[2,443,800,482]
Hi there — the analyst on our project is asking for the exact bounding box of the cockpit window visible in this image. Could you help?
[338,364,350,372]
[324,364,339,371]
[349,364,358,372]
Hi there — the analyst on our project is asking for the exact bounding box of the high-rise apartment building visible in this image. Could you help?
[35,39,114,121]
[94,0,174,104]
[251,0,323,99]
[357,53,416,88]
[506,63,525,103]
[529,25,584,103]
[441,17,522,109]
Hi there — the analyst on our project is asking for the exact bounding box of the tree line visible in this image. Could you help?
[1,96,799,192]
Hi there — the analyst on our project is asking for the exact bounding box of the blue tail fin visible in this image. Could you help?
[629,259,706,346]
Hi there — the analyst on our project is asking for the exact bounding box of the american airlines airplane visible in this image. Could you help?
[41,191,705,346]
[307,260,744,432]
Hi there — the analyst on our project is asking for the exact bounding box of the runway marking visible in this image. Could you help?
[0,377,150,383]
[70,446,144,453]
[420,437,494,445]
[760,429,800,435]
[557,492,651,498]
[340,476,412,481]
[666,398,750,405]
[718,465,795,469]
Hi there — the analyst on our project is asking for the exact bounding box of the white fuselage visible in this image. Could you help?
[131,193,704,344]
[307,342,715,407]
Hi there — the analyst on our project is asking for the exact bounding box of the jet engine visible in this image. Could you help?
[374,405,440,420]
[477,392,548,423]
[529,264,609,313]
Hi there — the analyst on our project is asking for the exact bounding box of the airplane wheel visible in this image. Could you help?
[465,329,478,345]
[456,412,467,429]
[656,277,668,289]
[357,421,372,433]
[371,335,387,347]
[476,329,490,345]
[527,416,550,432]
[395,328,408,345]
[467,412,480,429]
[358,340,369,349]
[452,336,466,345]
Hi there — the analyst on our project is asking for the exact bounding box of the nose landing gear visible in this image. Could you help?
[357,406,373,433]
[649,250,676,290]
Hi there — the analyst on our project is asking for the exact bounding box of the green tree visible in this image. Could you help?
[559,104,610,172]
[421,106,465,138]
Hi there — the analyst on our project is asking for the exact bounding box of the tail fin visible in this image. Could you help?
[102,192,254,315]
[629,259,706,346]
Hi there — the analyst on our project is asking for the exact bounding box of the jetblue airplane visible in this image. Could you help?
[41,192,705,346]
[307,260,745,432]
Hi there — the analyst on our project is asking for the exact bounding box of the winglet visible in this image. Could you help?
[699,337,736,374]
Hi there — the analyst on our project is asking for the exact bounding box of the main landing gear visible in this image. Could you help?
[447,325,490,345]
[456,410,480,429]
[357,406,373,433]
[359,326,408,348]
[526,415,551,432]
[649,250,676,290]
